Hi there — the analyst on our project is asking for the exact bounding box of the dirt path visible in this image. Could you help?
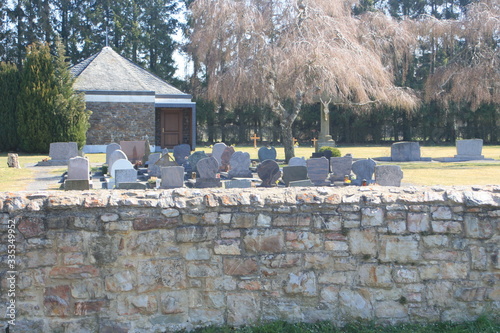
[24,164,65,191]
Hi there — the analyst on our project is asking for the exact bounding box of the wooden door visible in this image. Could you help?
[161,110,183,148]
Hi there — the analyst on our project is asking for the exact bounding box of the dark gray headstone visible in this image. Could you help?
[391,142,421,162]
[228,151,253,178]
[106,143,121,166]
[330,155,353,181]
[160,166,185,189]
[289,179,314,187]
[197,157,219,179]
[220,146,235,172]
[257,160,281,187]
[115,168,138,185]
[173,144,191,165]
[187,151,208,174]
[352,158,376,185]
[375,165,403,187]
[288,157,307,167]
[306,157,331,186]
[282,165,308,186]
[258,146,277,162]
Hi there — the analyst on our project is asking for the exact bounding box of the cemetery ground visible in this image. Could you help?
[1,145,500,191]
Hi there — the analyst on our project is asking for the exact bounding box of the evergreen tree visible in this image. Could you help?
[0,62,20,151]
[17,41,90,153]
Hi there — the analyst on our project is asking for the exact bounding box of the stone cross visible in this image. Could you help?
[250,134,260,148]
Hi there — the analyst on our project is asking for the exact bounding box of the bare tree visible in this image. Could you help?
[424,0,500,110]
[187,0,417,161]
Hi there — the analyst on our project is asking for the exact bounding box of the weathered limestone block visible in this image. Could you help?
[175,226,217,243]
[227,293,261,326]
[379,235,419,263]
[223,257,258,276]
[137,259,186,293]
[243,229,285,253]
[285,271,317,296]
[339,288,373,320]
[464,214,493,239]
[348,229,377,256]
[358,265,393,288]
[361,207,384,227]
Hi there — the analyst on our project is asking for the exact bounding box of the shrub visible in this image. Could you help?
[318,146,341,157]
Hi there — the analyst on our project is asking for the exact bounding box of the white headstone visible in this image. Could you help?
[111,159,134,179]
[288,157,307,167]
[108,150,128,175]
[49,142,78,162]
[212,143,227,166]
[67,157,90,180]
[455,139,484,159]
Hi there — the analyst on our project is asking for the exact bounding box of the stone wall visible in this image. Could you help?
[86,102,155,145]
[1,186,499,332]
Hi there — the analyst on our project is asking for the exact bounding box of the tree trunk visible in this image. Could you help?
[281,122,295,164]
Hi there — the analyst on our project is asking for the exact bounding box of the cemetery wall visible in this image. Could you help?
[1,186,499,332]
[86,102,155,145]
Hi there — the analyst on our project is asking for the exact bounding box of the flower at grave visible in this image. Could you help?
[147,177,157,184]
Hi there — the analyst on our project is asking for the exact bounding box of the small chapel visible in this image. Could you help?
[71,46,196,153]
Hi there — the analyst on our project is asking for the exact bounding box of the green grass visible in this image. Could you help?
[181,317,499,333]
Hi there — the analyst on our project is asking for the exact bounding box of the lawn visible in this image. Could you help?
[178,316,499,333]
[1,145,499,191]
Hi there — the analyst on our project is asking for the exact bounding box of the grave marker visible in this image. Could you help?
[106,143,121,166]
[375,165,403,187]
[288,157,307,167]
[115,169,138,187]
[212,143,227,166]
[108,150,128,175]
[258,146,277,162]
[250,133,260,148]
[120,140,146,163]
[228,151,253,178]
[330,155,353,182]
[147,153,162,177]
[173,144,191,165]
[282,165,308,186]
[220,146,235,172]
[110,159,134,179]
[160,166,185,189]
[352,158,376,185]
[455,139,485,160]
[188,151,208,175]
[67,157,90,180]
[195,156,222,188]
[257,160,281,187]
[306,157,331,186]
[391,142,421,162]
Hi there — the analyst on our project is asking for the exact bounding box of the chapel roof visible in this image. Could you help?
[71,46,186,96]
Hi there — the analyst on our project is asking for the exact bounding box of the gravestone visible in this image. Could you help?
[40,142,79,165]
[224,179,252,189]
[375,165,404,187]
[228,151,253,178]
[173,144,191,165]
[147,153,163,177]
[7,153,20,168]
[220,146,235,172]
[160,166,185,189]
[288,157,307,167]
[455,139,484,160]
[117,182,147,190]
[106,143,121,166]
[330,155,353,181]
[108,150,128,175]
[120,141,146,163]
[110,159,134,179]
[391,142,421,162]
[142,138,151,164]
[257,160,281,187]
[306,157,331,186]
[212,143,227,166]
[258,146,277,162]
[188,151,208,175]
[67,157,90,180]
[195,156,221,188]
[64,179,91,191]
[351,158,376,185]
[282,166,308,186]
[115,168,138,186]
[289,179,314,187]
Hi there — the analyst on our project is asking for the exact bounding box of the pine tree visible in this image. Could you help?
[17,41,90,153]
[17,42,55,153]
[0,62,20,151]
